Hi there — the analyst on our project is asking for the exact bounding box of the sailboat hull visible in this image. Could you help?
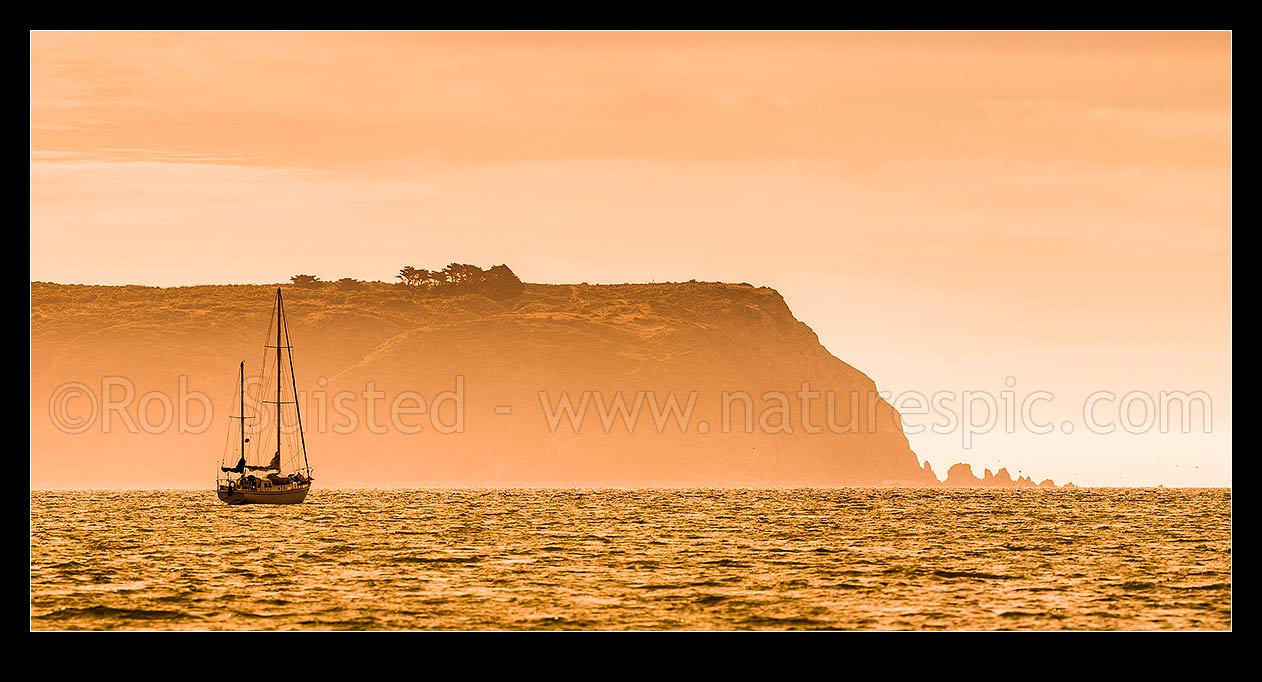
[217,483,311,505]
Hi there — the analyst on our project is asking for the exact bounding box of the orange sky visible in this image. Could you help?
[29,31,1231,486]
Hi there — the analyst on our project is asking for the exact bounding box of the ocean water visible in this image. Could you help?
[30,488,1231,630]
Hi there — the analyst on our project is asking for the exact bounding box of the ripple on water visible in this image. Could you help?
[30,488,1231,630]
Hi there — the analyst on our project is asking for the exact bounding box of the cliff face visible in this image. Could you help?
[31,280,940,488]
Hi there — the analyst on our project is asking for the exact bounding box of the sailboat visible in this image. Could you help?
[216,287,313,505]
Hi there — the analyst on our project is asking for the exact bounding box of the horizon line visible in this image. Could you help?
[30,485,1230,491]
[30,278,755,289]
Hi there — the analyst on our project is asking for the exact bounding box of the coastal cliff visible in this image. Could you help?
[31,279,1052,488]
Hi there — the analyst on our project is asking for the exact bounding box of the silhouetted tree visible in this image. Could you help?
[336,277,365,291]
[393,263,524,298]
[483,264,525,300]
[397,266,420,286]
[290,274,323,288]
[440,263,482,287]
[415,268,437,288]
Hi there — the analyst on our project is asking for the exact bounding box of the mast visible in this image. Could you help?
[276,287,283,469]
[239,360,246,462]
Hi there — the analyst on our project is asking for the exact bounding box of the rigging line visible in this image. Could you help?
[249,348,278,465]
[266,356,280,461]
[247,294,279,466]
[283,425,301,473]
[219,358,245,469]
[282,292,311,474]
[276,376,285,461]
[254,293,278,410]
[277,307,294,471]
[279,308,300,472]
[247,356,264,462]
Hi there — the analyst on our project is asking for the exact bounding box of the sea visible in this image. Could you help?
[30,488,1231,630]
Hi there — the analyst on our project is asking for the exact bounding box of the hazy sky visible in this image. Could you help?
[30,31,1231,486]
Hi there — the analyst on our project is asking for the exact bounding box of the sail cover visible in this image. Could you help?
[246,451,282,472]
[221,455,246,473]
